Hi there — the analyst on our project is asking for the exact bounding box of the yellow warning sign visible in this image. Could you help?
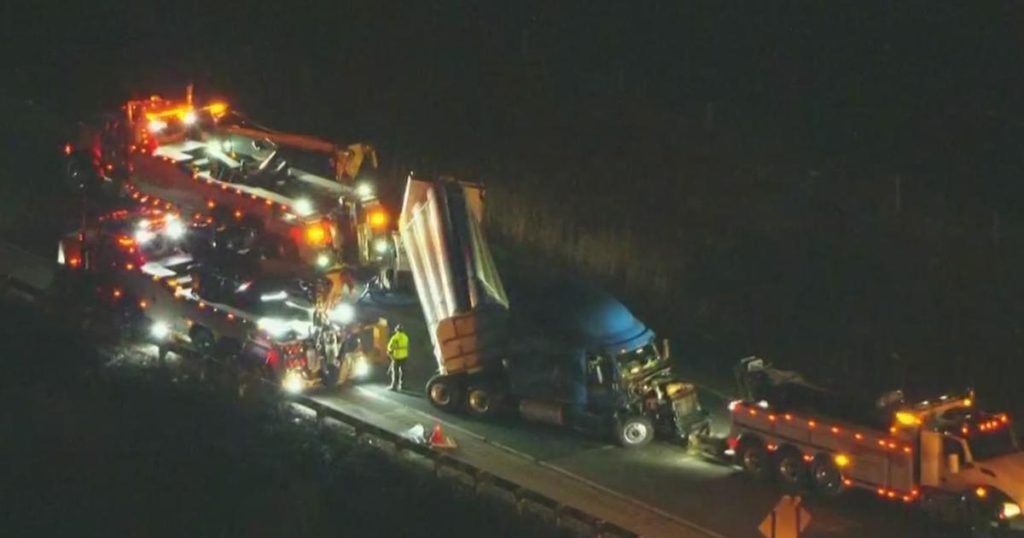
[758,495,811,538]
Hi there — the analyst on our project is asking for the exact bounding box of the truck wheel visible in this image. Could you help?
[189,326,215,356]
[810,456,845,496]
[613,415,654,448]
[426,374,463,413]
[738,439,772,480]
[465,384,502,419]
[214,337,241,360]
[322,359,340,387]
[115,294,145,340]
[776,448,808,490]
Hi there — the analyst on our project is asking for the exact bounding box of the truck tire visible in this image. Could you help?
[189,325,215,355]
[322,358,340,387]
[810,456,845,496]
[115,294,145,340]
[465,384,503,419]
[613,415,654,448]
[776,448,808,490]
[426,374,463,413]
[214,337,242,360]
[738,439,772,480]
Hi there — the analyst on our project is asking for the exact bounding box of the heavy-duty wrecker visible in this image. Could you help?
[728,357,1024,533]
[56,204,376,392]
[398,176,709,447]
[65,90,393,279]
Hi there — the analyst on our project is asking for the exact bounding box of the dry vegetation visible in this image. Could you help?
[480,107,1024,417]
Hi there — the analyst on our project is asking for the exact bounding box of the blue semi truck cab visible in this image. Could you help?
[398,176,708,447]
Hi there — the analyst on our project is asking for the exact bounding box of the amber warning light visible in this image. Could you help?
[368,209,388,229]
[304,223,329,245]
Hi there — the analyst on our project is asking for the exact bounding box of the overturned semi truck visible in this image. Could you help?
[398,176,709,447]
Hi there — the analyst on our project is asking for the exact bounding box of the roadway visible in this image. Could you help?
[335,293,939,538]
[0,242,953,537]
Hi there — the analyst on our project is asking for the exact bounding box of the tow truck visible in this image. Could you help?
[728,356,1024,533]
[65,91,393,278]
[398,176,708,447]
[55,205,372,391]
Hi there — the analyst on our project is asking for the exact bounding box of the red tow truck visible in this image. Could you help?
[56,205,373,391]
[728,357,1024,533]
[65,91,393,279]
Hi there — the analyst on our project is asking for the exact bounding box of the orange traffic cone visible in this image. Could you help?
[430,421,457,449]
[430,421,444,444]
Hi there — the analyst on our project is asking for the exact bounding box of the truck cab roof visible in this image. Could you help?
[511,279,654,355]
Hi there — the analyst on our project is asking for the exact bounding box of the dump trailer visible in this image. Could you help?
[65,92,392,274]
[729,357,1024,533]
[399,176,708,447]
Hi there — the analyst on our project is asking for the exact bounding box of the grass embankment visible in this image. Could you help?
[0,301,565,538]
[482,133,1024,419]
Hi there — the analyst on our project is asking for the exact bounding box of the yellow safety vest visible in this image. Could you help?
[387,331,409,360]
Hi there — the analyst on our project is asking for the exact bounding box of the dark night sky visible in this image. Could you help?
[3,1,1024,418]
[2,1,1024,204]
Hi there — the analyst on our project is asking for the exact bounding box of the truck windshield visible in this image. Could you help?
[616,344,664,377]
[969,429,1019,462]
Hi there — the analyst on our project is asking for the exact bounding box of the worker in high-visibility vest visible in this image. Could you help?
[386,324,409,391]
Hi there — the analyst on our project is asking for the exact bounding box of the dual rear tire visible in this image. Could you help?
[423,375,655,448]
[738,440,773,481]
[425,374,505,419]
[737,440,844,496]
[426,374,465,414]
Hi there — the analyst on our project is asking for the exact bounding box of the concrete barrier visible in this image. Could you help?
[320,415,357,438]
[556,506,598,537]
[394,448,436,478]
[517,494,558,526]
[436,461,477,490]
[474,478,519,509]
[358,433,397,455]
[0,246,642,538]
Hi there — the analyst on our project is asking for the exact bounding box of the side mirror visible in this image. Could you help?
[948,453,961,474]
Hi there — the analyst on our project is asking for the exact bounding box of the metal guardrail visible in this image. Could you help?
[283,391,638,538]
[0,245,639,537]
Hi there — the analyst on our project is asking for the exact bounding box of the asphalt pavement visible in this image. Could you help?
[0,242,963,537]
[347,292,946,538]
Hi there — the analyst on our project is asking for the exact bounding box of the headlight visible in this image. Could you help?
[1003,502,1022,519]
[294,198,315,217]
[316,253,331,268]
[355,182,374,199]
[352,357,370,378]
[373,238,389,254]
[329,303,355,324]
[147,119,167,133]
[164,216,185,240]
[150,321,170,340]
[182,111,197,125]
[258,317,290,337]
[282,371,304,393]
[134,228,156,245]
